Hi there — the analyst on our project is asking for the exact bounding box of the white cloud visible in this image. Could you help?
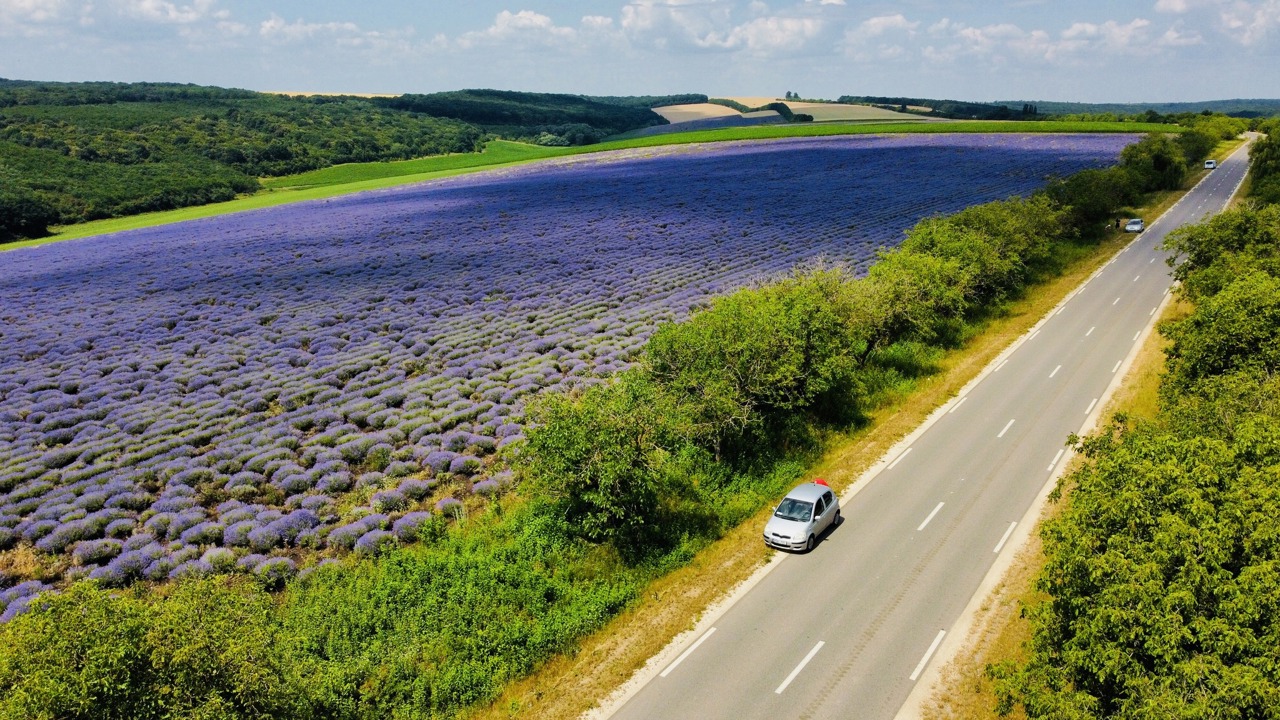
[116,0,225,24]
[1218,0,1280,44]
[0,0,68,23]
[848,13,918,39]
[618,0,829,54]
[456,10,579,49]
[1155,0,1194,12]
[1060,18,1152,49]
[722,15,824,52]
[919,16,1173,65]
[1158,24,1204,45]
[0,0,69,35]
[259,13,362,43]
[842,13,919,61]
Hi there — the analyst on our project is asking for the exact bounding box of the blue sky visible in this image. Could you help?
[1,1,1277,102]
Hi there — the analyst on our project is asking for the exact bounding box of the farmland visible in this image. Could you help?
[0,133,1136,602]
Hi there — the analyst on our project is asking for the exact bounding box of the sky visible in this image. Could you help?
[1,0,1278,103]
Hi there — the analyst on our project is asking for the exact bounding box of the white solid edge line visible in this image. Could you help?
[997,419,1015,438]
[1084,398,1098,416]
[1112,360,1122,373]
[948,396,967,414]
[909,631,947,682]
[775,641,825,694]
[994,359,1009,372]
[1047,448,1064,472]
[659,627,717,678]
[917,502,945,532]
[888,447,912,470]
[993,522,1018,554]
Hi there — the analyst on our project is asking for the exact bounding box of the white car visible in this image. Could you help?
[763,481,841,552]
[1124,218,1145,233]
[1205,159,1217,169]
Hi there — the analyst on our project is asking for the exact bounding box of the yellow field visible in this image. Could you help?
[651,103,742,123]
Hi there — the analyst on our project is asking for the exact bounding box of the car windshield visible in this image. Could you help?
[775,498,813,522]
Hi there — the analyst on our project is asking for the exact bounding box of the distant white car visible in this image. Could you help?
[1124,218,1145,233]
[1204,159,1217,169]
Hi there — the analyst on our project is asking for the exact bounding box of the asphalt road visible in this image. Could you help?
[603,141,1253,720]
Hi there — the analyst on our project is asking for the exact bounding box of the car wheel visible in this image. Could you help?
[834,509,842,526]
[805,535,815,553]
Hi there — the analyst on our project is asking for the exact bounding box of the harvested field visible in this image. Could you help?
[652,103,742,123]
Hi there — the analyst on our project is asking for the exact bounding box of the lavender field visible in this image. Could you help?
[0,133,1136,606]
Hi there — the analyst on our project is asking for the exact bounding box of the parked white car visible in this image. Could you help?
[1205,159,1217,169]
[1124,218,1145,233]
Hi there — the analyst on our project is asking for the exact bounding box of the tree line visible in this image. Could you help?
[371,89,667,147]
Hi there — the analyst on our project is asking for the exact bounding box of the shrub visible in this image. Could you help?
[246,526,283,552]
[354,529,396,556]
[435,497,463,518]
[398,478,433,501]
[223,520,260,547]
[448,455,482,476]
[178,521,225,545]
[72,538,123,566]
[370,489,408,513]
[253,557,297,590]
[391,511,433,541]
[201,547,237,573]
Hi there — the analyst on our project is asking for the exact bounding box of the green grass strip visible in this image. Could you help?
[13,121,1175,249]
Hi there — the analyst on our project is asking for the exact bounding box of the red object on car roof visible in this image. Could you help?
[813,478,830,487]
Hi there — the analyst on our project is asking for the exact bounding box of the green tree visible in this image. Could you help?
[1161,270,1280,393]
[1163,203,1280,300]
[645,267,862,455]
[0,583,156,720]
[852,250,969,360]
[0,184,58,241]
[0,579,311,720]
[518,371,691,555]
[1120,133,1188,191]
[1042,167,1141,232]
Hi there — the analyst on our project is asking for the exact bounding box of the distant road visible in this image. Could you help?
[601,140,1253,720]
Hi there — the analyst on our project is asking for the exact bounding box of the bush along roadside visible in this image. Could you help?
[0,131,1218,719]
[989,200,1280,714]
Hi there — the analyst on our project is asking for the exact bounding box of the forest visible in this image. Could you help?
[371,89,668,146]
